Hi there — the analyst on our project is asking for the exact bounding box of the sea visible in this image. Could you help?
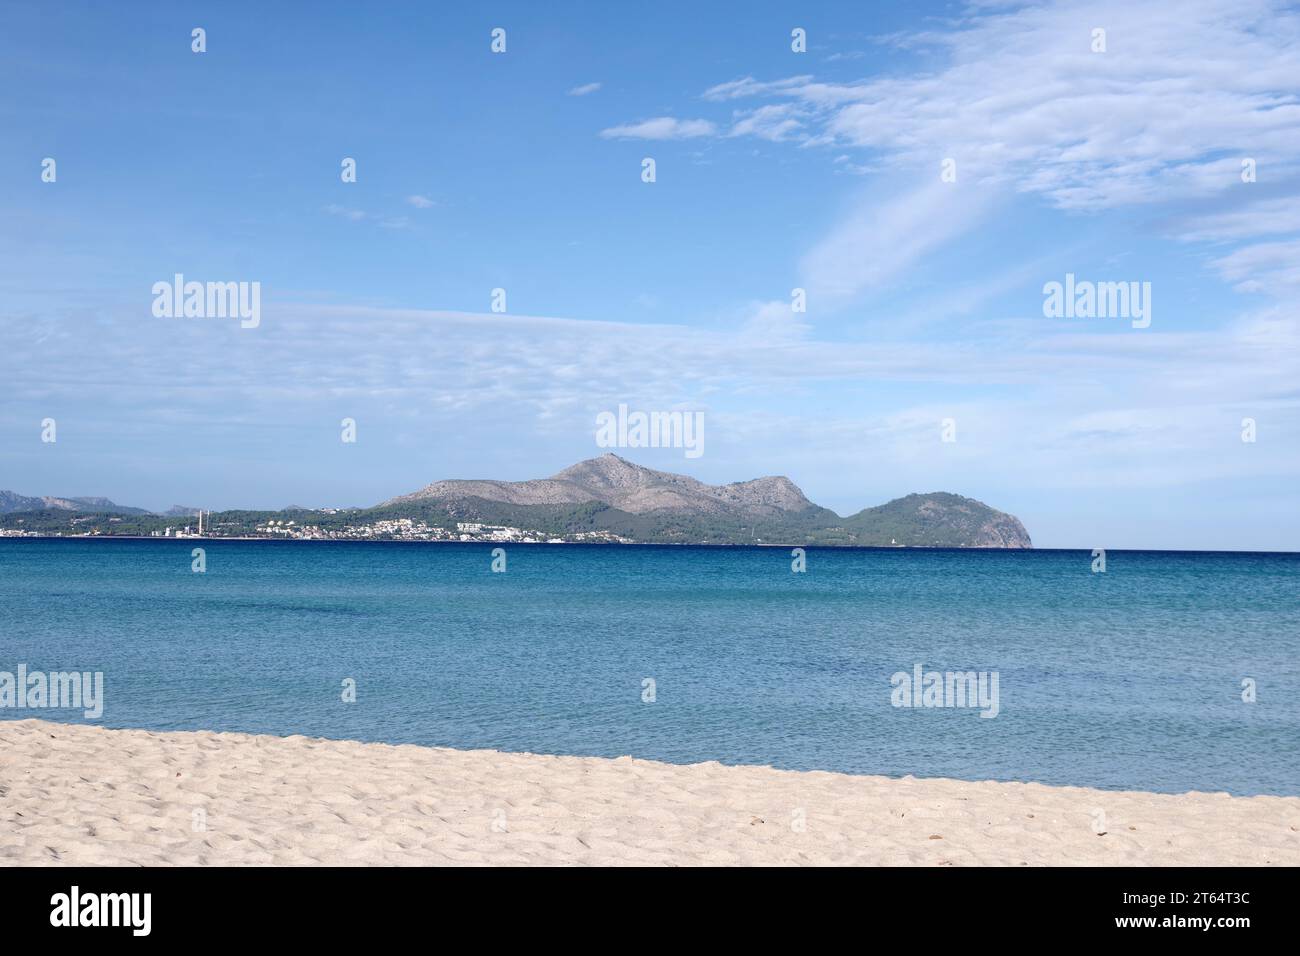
[1,538,1296,796]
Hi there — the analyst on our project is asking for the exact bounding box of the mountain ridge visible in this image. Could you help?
[0,491,149,516]
[384,453,815,518]
[0,454,1032,547]
[381,453,1031,548]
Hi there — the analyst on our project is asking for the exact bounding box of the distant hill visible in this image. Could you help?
[64,496,149,515]
[386,453,815,518]
[0,490,148,516]
[0,455,1032,547]
[0,490,45,514]
[841,492,1032,548]
[381,453,1031,548]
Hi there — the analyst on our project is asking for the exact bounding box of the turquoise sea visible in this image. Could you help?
[1,539,1296,795]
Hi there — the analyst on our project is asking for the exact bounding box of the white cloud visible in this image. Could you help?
[703,76,815,102]
[599,117,717,140]
[7,298,1294,445]
[405,195,435,209]
[1211,240,1300,294]
[741,299,811,341]
[700,1,1300,211]
[680,1,1300,318]
[567,82,602,96]
[324,204,366,222]
[1177,197,1300,242]
[799,180,995,309]
[728,104,803,142]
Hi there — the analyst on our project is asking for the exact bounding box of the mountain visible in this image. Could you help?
[0,491,45,514]
[385,453,815,518]
[162,505,200,517]
[0,491,148,516]
[842,492,1032,548]
[63,496,149,515]
[0,456,1033,547]
[381,454,1031,548]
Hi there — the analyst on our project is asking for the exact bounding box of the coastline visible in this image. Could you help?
[5,536,1298,554]
[0,534,932,548]
[3,719,1296,866]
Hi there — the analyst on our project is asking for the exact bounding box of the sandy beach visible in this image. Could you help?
[1,718,1296,866]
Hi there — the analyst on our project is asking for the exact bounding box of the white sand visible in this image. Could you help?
[1,718,1296,866]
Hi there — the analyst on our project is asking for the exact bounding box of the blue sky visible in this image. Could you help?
[2,0,1298,549]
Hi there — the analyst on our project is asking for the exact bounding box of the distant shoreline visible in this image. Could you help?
[0,533,920,550]
[0,454,1035,549]
[1,535,1297,554]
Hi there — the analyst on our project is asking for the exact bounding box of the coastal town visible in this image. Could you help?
[238,517,631,544]
[0,512,632,545]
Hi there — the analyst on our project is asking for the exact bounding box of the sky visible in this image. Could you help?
[1,0,1298,549]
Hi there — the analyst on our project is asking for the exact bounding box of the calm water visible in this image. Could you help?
[1,539,1297,795]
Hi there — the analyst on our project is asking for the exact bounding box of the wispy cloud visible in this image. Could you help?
[324,204,366,222]
[405,195,435,209]
[695,1,1300,212]
[727,104,803,142]
[1211,240,1300,294]
[1176,196,1300,243]
[799,181,995,310]
[567,81,602,96]
[326,204,418,228]
[618,0,1300,321]
[599,117,716,140]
